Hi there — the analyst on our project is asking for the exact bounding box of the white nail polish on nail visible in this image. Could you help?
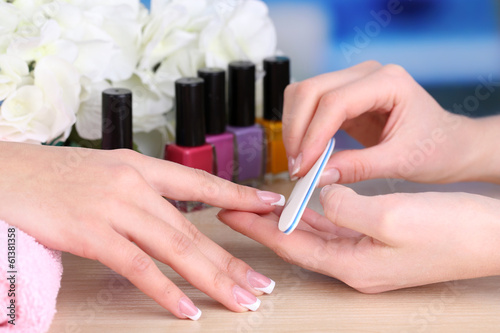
[291,153,302,178]
[184,308,202,321]
[240,298,261,312]
[271,195,286,207]
[254,279,276,294]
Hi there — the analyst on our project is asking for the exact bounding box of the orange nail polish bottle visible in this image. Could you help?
[257,56,290,175]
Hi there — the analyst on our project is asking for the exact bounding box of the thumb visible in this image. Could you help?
[320,144,397,185]
[319,184,386,241]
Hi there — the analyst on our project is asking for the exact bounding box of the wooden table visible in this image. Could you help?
[49,179,500,333]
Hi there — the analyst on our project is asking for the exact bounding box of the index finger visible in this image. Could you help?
[123,151,285,212]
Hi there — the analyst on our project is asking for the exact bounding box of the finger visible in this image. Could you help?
[319,184,391,243]
[93,230,201,320]
[134,189,274,296]
[113,208,262,313]
[300,208,364,238]
[283,61,382,171]
[121,151,285,213]
[218,209,328,268]
[319,144,398,185]
[296,64,411,178]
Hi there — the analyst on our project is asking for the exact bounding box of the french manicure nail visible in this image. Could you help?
[257,191,286,206]
[247,271,276,294]
[290,153,302,179]
[179,297,202,321]
[233,285,261,311]
[320,185,333,201]
[320,168,340,186]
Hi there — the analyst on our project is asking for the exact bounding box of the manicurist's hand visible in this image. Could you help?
[218,184,500,292]
[0,142,283,320]
[283,61,500,185]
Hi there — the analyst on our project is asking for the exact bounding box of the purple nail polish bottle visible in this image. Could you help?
[226,61,265,187]
[198,68,235,181]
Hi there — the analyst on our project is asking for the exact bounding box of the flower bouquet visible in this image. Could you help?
[0,0,277,157]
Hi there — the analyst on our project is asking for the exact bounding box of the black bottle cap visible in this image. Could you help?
[198,68,226,135]
[264,56,290,121]
[175,77,206,147]
[228,61,255,127]
[102,88,133,150]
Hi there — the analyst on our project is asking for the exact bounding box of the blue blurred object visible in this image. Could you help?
[264,0,500,85]
[140,0,150,10]
[264,0,500,149]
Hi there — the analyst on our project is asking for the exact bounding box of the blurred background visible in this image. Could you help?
[142,0,500,147]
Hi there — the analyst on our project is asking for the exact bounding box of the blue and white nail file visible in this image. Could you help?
[278,138,336,235]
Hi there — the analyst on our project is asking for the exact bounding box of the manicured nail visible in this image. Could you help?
[288,156,295,175]
[320,185,333,201]
[233,285,261,311]
[247,271,276,294]
[320,168,340,186]
[179,297,202,321]
[257,191,286,206]
[290,153,302,179]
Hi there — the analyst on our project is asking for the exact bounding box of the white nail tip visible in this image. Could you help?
[240,298,261,312]
[271,195,286,207]
[184,308,202,321]
[254,279,276,294]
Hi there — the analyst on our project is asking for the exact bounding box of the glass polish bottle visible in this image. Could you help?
[198,68,235,181]
[257,56,290,176]
[226,61,265,187]
[102,88,133,150]
[165,78,214,212]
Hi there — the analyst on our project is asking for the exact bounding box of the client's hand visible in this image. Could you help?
[0,142,283,319]
[218,185,500,292]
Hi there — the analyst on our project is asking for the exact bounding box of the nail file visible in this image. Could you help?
[278,138,335,235]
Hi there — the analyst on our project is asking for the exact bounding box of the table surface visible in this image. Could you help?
[49,178,500,333]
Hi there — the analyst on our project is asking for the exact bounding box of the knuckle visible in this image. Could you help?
[349,157,373,183]
[185,223,203,247]
[170,231,194,258]
[322,187,354,227]
[381,64,408,79]
[128,253,153,276]
[222,256,246,275]
[193,168,221,199]
[212,270,229,292]
[362,60,382,69]
[294,79,317,99]
[319,90,344,112]
[112,164,142,186]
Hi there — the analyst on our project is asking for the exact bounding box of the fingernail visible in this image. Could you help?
[320,168,340,186]
[179,297,202,321]
[247,271,276,294]
[257,191,286,206]
[233,285,261,311]
[288,156,295,175]
[290,153,302,179]
[320,185,333,201]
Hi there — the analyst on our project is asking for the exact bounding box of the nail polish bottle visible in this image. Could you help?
[102,88,133,150]
[257,56,290,176]
[198,68,235,181]
[226,61,265,187]
[165,78,214,212]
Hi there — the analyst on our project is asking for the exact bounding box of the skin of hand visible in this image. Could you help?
[283,61,500,185]
[218,184,500,293]
[0,142,284,319]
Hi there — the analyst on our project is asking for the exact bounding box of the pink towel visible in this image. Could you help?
[0,220,63,333]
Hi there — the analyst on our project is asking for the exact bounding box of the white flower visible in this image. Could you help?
[0,55,81,144]
[0,2,21,54]
[0,55,30,101]
[75,79,111,141]
[8,20,79,64]
[201,0,277,68]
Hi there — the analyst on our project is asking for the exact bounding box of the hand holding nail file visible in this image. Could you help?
[279,138,336,235]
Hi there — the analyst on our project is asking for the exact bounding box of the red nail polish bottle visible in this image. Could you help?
[165,78,214,212]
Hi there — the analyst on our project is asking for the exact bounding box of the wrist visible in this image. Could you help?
[462,116,500,184]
